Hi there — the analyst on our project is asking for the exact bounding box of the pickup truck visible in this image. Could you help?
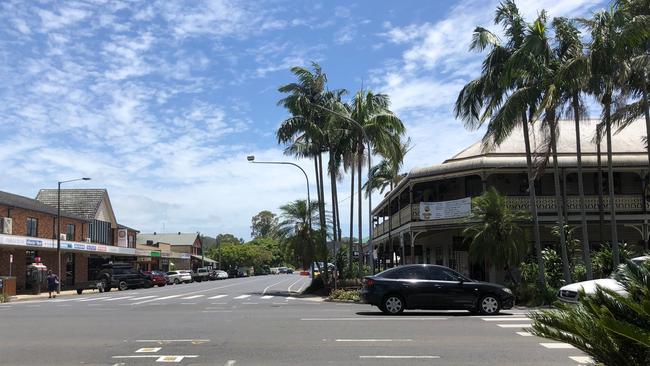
[193,268,210,282]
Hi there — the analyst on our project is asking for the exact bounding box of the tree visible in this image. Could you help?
[247,236,284,267]
[250,210,278,238]
[275,199,321,269]
[215,233,243,246]
[463,187,530,283]
[455,0,546,286]
[363,138,410,196]
[530,260,650,365]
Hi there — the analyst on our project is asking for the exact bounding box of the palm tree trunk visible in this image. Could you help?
[605,101,620,267]
[643,83,650,251]
[357,142,364,281]
[328,152,339,284]
[317,153,329,285]
[597,136,605,244]
[549,116,571,284]
[521,112,546,287]
[313,157,321,269]
[573,95,593,280]
[349,159,355,275]
[334,176,342,242]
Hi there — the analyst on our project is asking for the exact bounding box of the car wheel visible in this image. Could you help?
[174,278,180,285]
[478,295,501,315]
[118,281,129,291]
[381,295,405,315]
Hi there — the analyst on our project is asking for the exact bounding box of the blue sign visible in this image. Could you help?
[62,243,73,249]
[26,239,43,247]
[86,245,96,251]
[74,244,86,250]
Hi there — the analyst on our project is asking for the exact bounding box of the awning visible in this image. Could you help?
[191,254,217,263]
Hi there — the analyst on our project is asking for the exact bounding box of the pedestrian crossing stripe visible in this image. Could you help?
[208,295,228,299]
[181,295,204,300]
[234,295,250,299]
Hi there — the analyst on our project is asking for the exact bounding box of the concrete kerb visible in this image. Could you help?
[9,289,100,302]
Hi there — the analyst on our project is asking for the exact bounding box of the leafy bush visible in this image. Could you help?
[531,260,650,366]
[592,243,632,279]
[329,289,361,302]
[0,294,9,303]
[572,264,587,282]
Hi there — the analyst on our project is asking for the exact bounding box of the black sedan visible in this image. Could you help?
[361,264,514,315]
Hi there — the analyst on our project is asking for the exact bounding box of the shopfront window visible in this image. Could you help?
[26,218,38,237]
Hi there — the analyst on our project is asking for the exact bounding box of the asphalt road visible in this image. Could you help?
[0,274,591,366]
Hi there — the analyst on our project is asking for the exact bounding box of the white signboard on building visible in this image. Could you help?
[117,228,128,248]
[419,197,471,220]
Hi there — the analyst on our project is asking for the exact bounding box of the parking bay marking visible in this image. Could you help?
[540,343,575,349]
[497,323,532,328]
[570,356,594,364]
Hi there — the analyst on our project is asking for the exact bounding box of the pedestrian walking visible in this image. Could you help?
[47,270,59,298]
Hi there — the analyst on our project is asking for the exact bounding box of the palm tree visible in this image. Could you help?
[455,0,547,286]
[277,62,331,282]
[581,9,626,267]
[553,17,594,279]
[530,259,650,365]
[363,139,410,196]
[275,199,321,269]
[463,187,530,283]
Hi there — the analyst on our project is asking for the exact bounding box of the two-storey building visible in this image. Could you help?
[371,119,649,282]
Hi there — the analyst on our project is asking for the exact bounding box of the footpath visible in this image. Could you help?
[9,289,100,302]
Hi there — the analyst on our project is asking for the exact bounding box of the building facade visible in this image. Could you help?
[371,119,649,282]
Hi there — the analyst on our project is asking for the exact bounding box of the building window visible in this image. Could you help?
[128,235,134,248]
[26,218,38,237]
[66,224,75,241]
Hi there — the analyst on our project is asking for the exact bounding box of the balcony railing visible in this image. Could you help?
[372,194,649,238]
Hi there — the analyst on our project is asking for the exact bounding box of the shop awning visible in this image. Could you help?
[191,254,217,264]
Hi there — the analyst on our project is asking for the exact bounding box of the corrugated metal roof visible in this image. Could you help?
[36,189,106,220]
[137,233,200,246]
[0,190,86,220]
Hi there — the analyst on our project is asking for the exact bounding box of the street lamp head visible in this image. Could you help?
[247,155,255,162]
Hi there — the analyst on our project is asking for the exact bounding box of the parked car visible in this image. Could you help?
[96,263,153,291]
[194,267,210,282]
[215,270,229,280]
[144,271,168,287]
[361,264,514,315]
[558,256,648,303]
[167,270,192,284]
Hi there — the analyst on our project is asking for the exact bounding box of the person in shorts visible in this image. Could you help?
[46,270,59,298]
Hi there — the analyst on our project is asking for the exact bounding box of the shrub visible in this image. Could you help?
[592,243,632,279]
[0,294,9,303]
[329,289,361,302]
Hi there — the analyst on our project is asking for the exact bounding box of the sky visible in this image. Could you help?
[0,0,609,241]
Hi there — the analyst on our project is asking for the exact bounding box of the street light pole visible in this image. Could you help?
[246,156,312,230]
[57,177,91,293]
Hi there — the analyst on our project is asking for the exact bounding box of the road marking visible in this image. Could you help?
[540,342,575,349]
[208,295,228,299]
[359,356,440,359]
[261,295,274,299]
[130,296,156,301]
[297,278,309,292]
[242,302,259,305]
[225,361,236,366]
[182,295,204,300]
[497,324,532,328]
[135,339,210,343]
[105,296,135,301]
[202,310,233,313]
[286,296,297,300]
[516,332,533,337]
[56,304,72,307]
[262,277,293,295]
[112,355,198,359]
[136,347,161,353]
[211,302,228,305]
[132,295,181,305]
[26,305,41,307]
[234,295,250,299]
[180,303,196,305]
[482,317,529,321]
[287,277,303,292]
[79,298,104,302]
[301,318,447,321]
[569,356,594,364]
[335,339,412,342]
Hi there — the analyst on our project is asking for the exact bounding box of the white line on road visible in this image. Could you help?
[132,295,181,305]
[242,302,259,305]
[540,343,575,349]
[135,347,161,353]
[301,318,447,321]
[130,296,156,301]
[516,332,533,337]
[497,324,532,328]
[297,278,309,293]
[225,360,236,366]
[261,295,274,299]
[262,277,293,295]
[79,298,104,302]
[482,317,530,321]
[569,356,594,364]
[105,296,135,301]
[135,339,210,343]
[181,295,204,300]
[234,295,250,299]
[112,355,198,359]
[335,339,412,342]
[202,310,233,313]
[208,295,228,299]
[287,277,304,292]
[359,356,440,359]
[286,296,297,300]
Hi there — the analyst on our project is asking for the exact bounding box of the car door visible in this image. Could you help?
[396,266,436,308]
[438,268,479,309]
[421,266,456,309]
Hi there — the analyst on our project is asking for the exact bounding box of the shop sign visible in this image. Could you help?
[161,252,171,258]
[137,257,151,262]
[62,243,74,249]
[86,245,97,251]
[107,246,120,253]
[26,239,43,247]
[74,244,86,250]
[150,251,161,257]
[97,245,107,252]
[419,197,471,221]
